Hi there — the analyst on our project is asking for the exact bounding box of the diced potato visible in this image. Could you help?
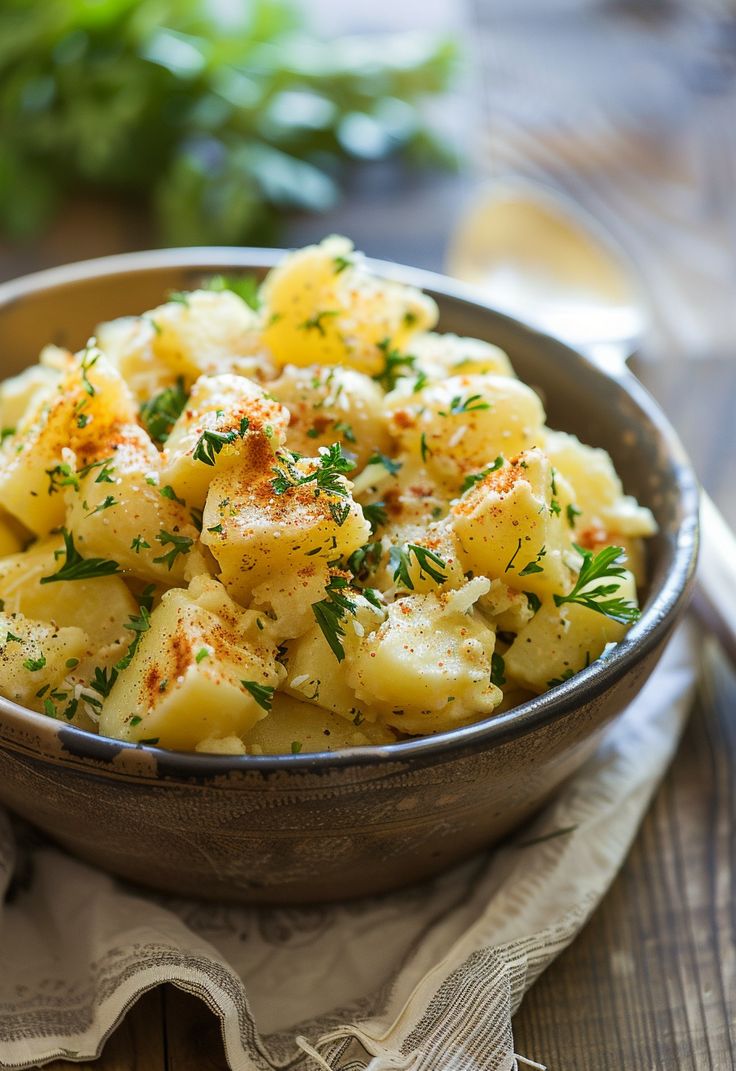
[369,524,466,597]
[250,560,331,641]
[544,430,656,538]
[410,332,515,380]
[149,289,264,380]
[284,593,385,723]
[202,454,370,603]
[99,576,285,748]
[65,424,199,585]
[242,693,397,755]
[261,236,437,375]
[0,349,137,535]
[160,373,289,508]
[96,315,174,402]
[386,373,545,491]
[0,538,137,645]
[0,611,89,712]
[477,579,536,632]
[0,364,62,431]
[503,571,637,693]
[450,449,574,598]
[269,363,392,469]
[346,578,502,733]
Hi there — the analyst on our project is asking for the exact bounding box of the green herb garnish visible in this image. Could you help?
[362,501,388,533]
[153,530,193,570]
[300,310,339,336]
[193,428,238,466]
[491,653,506,687]
[566,503,582,529]
[272,443,354,498]
[372,339,416,391]
[206,273,260,310]
[23,655,46,672]
[366,451,402,476]
[40,529,121,584]
[241,680,275,711]
[553,545,641,625]
[389,544,447,590]
[460,456,504,494]
[140,378,188,445]
[519,547,546,577]
[312,574,357,662]
[439,394,490,416]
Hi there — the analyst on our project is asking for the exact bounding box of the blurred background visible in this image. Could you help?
[1,0,735,518]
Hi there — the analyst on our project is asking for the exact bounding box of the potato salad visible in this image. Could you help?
[0,238,656,754]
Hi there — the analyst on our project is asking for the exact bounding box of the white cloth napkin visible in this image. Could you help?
[0,627,696,1071]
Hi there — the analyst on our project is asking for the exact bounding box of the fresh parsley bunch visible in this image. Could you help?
[0,0,457,244]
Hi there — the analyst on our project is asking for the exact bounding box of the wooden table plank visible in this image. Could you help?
[513,641,736,1070]
[42,989,166,1071]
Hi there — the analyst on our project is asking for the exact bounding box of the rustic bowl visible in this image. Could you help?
[0,249,698,903]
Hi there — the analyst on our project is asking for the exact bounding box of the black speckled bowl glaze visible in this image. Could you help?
[0,249,698,903]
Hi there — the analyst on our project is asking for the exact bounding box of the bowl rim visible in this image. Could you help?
[0,246,700,773]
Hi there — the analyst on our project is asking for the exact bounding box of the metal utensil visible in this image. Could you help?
[447,179,736,664]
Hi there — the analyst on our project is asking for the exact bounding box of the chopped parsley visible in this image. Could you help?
[86,495,118,516]
[504,539,523,574]
[372,339,416,391]
[40,529,121,584]
[300,309,339,336]
[0,427,15,444]
[192,427,238,466]
[524,591,542,614]
[139,378,188,445]
[460,456,504,494]
[491,653,506,687]
[159,484,186,505]
[153,530,193,570]
[272,443,354,498]
[45,462,79,495]
[518,547,546,576]
[420,432,432,463]
[23,655,46,672]
[131,535,151,553]
[362,501,388,533]
[389,544,447,590]
[168,290,191,306]
[207,523,223,534]
[547,668,575,688]
[241,679,275,711]
[366,451,402,476]
[347,540,383,581]
[195,647,210,663]
[553,545,641,624]
[566,503,582,529]
[290,740,303,754]
[439,394,490,416]
[549,499,561,516]
[80,345,99,397]
[205,272,261,310]
[332,255,352,274]
[312,574,357,662]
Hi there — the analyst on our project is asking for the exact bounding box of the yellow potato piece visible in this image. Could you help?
[504,571,637,693]
[99,576,284,748]
[242,693,396,755]
[261,236,437,374]
[150,289,263,380]
[0,611,89,712]
[160,373,288,509]
[450,448,573,598]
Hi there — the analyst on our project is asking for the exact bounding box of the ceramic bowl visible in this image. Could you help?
[0,249,698,903]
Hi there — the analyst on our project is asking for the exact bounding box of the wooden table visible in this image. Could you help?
[2,160,735,1071]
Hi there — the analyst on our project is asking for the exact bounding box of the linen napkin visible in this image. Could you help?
[0,627,696,1071]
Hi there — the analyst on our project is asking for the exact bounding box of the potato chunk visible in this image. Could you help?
[241,693,396,755]
[149,289,264,380]
[410,332,514,380]
[503,571,637,693]
[544,430,656,538]
[202,451,370,603]
[160,373,288,508]
[261,236,437,374]
[0,538,137,646]
[269,364,391,469]
[386,373,545,491]
[99,576,285,748]
[0,349,137,535]
[346,578,501,734]
[65,424,199,585]
[450,448,573,598]
[0,611,88,712]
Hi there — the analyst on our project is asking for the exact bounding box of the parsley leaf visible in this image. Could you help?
[206,273,261,310]
[367,451,402,476]
[439,393,490,416]
[553,545,641,625]
[389,544,447,589]
[372,339,416,391]
[192,428,238,466]
[518,546,546,576]
[23,655,46,672]
[362,501,388,533]
[40,529,121,584]
[491,652,506,687]
[311,574,357,662]
[139,378,188,445]
[271,443,355,498]
[153,530,193,570]
[460,456,504,494]
[566,503,582,529]
[241,680,275,711]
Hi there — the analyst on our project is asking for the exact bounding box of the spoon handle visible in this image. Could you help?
[693,491,736,666]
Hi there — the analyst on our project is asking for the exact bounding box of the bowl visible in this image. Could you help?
[0,248,698,903]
